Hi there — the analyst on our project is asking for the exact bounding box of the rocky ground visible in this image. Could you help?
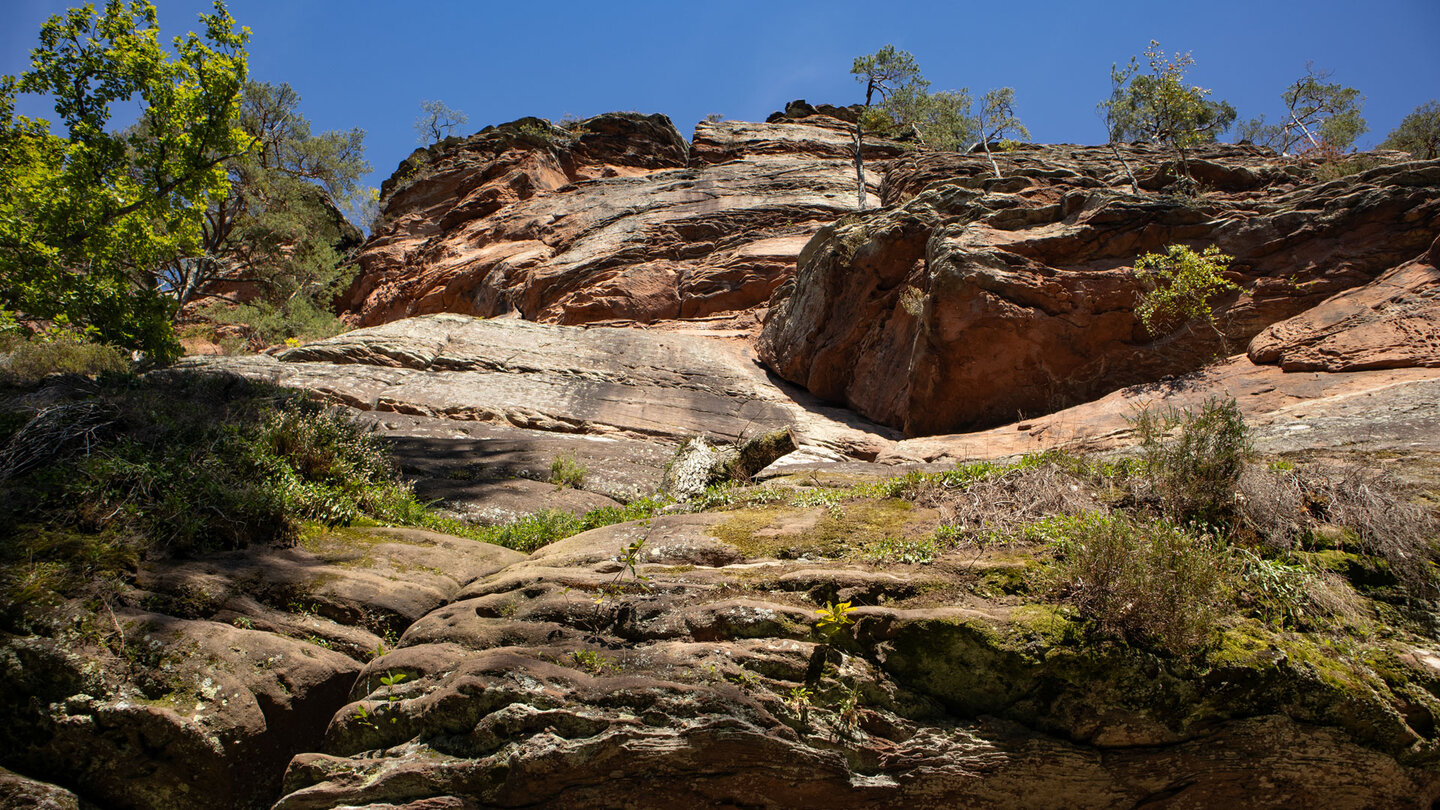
[3,109,1440,808]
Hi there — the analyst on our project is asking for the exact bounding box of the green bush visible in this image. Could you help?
[0,333,131,386]
[548,453,587,488]
[1052,512,1234,653]
[1133,244,1239,338]
[1132,396,1250,526]
[198,296,349,349]
[0,373,409,619]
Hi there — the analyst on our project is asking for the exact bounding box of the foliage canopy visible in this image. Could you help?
[414,99,468,145]
[1133,244,1239,338]
[1239,63,1367,155]
[849,45,927,209]
[1380,100,1440,160]
[1101,41,1235,178]
[0,0,251,361]
[180,80,369,346]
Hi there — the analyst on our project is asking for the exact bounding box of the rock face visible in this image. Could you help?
[191,313,895,459]
[758,144,1440,434]
[1248,233,1440,372]
[261,515,1438,809]
[0,526,523,810]
[10,112,1440,810]
[341,111,902,329]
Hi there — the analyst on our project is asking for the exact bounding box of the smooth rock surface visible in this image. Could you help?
[189,314,897,459]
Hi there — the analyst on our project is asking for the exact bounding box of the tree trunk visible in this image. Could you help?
[853,120,867,210]
[982,139,1001,179]
[854,84,876,210]
[1108,141,1142,194]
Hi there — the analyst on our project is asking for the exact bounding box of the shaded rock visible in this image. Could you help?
[760,146,1440,434]
[0,768,86,810]
[0,613,359,810]
[358,410,673,505]
[0,525,524,810]
[1249,234,1440,371]
[136,525,525,638]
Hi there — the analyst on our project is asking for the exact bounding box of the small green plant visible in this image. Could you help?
[569,649,618,675]
[858,535,938,565]
[814,601,856,638]
[549,453,587,488]
[514,121,563,143]
[353,670,410,728]
[1133,244,1239,338]
[1132,396,1251,526]
[833,681,863,739]
[1235,548,1315,628]
[785,685,813,724]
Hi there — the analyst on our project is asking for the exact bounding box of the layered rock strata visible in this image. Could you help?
[341,112,902,328]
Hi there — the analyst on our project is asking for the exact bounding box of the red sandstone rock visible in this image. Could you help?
[760,146,1440,435]
[341,112,902,329]
[1249,234,1440,371]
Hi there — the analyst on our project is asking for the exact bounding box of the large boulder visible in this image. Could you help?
[759,146,1440,435]
[1249,233,1440,371]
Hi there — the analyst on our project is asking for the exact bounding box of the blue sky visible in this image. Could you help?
[4,0,1438,195]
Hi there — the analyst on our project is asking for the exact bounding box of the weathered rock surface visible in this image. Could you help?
[759,144,1440,434]
[190,313,896,456]
[883,357,1440,464]
[342,112,902,329]
[0,527,524,810]
[1249,233,1440,372]
[0,768,86,809]
[258,513,1439,809]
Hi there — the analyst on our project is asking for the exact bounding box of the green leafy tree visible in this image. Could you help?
[850,45,925,209]
[1133,244,1239,340]
[163,80,369,311]
[1101,41,1236,179]
[0,0,250,361]
[976,87,1030,178]
[414,99,467,145]
[1238,63,1366,155]
[1380,100,1440,160]
[872,85,977,152]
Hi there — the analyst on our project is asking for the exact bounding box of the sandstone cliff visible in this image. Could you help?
[6,108,1440,810]
[340,110,903,328]
[758,144,1440,434]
